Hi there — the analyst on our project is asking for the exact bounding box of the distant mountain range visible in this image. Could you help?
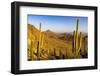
[44,29,87,43]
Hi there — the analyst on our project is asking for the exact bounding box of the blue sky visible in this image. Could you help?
[28,15,88,33]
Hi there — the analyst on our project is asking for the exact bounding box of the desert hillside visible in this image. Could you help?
[28,24,88,61]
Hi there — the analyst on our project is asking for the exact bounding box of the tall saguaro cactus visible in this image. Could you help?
[72,19,82,57]
[37,23,45,60]
[75,19,79,52]
[37,23,42,60]
[39,23,41,51]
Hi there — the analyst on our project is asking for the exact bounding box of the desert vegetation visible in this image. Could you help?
[28,19,88,61]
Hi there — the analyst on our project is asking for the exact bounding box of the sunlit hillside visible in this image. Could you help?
[28,24,88,61]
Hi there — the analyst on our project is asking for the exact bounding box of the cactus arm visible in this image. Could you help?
[78,32,82,53]
[74,31,76,51]
[72,30,76,53]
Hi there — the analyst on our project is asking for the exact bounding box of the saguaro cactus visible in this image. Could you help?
[72,19,82,57]
[37,23,45,60]
[75,19,79,52]
[39,23,42,50]
[37,23,42,60]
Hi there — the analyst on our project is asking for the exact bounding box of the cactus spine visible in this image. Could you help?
[73,19,82,56]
